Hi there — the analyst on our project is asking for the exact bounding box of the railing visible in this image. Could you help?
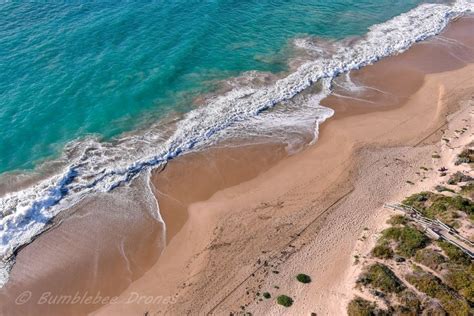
[384,203,474,259]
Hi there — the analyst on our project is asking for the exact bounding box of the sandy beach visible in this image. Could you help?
[1,14,473,316]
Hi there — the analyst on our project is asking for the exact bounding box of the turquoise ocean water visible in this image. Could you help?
[1,0,428,174]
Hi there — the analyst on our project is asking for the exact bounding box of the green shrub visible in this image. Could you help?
[445,263,474,301]
[387,215,408,226]
[460,183,474,200]
[434,185,455,193]
[296,273,311,284]
[455,148,474,165]
[421,303,447,315]
[358,263,405,294]
[406,269,469,316]
[447,171,473,185]
[381,226,428,257]
[262,292,271,299]
[403,192,473,225]
[414,248,445,271]
[276,295,293,307]
[371,243,394,259]
[437,241,471,265]
[347,297,379,316]
[397,290,421,314]
[403,192,430,206]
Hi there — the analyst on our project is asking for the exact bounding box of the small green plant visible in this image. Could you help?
[296,273,311,284]
[432,154,441,159]
[357,263,405,293]
[354,255,360,264]
[406,180,414,185]
[445,264,474,302]
[263,292,271,299]
[276,295,293,307]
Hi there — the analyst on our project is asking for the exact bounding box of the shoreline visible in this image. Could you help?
[1,14,474,316]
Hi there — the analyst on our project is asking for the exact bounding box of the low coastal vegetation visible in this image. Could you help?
[357,263,405,294]
[455,148,474,165]
[403,191,474,225]
[348,146,474,316]
[347,297,384,316]
[406,268,470,315]
[350,211,473,315]
[460,182,474,199]
[252,273,312,309]
[447,171,474,185]
[296,273,311,284]
[276,295,293,307]
[378,225,428,257]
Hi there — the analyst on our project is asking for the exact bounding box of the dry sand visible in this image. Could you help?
[1,16,473,316]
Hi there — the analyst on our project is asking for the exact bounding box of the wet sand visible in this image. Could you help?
[1,15,474,316]
[0,173,165,316]
[152,143,288,242]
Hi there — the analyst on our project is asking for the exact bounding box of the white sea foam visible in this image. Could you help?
[0,0,473,287]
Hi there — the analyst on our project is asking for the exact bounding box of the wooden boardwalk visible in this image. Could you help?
[384,203,474,259]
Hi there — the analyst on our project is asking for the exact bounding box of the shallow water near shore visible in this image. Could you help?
[0,0,430,174]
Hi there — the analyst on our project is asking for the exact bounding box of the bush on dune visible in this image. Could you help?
[455,148,474,165]
[357,263,405,294]
[403,191,474,225]
[414,248,445,271]
[380,226,428,257]
[406,269,470,316]
[445,263,474,302]
[437,240,471,265]
[371,243,394,259]
[387,215,408,226]
[347,297,387,316]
